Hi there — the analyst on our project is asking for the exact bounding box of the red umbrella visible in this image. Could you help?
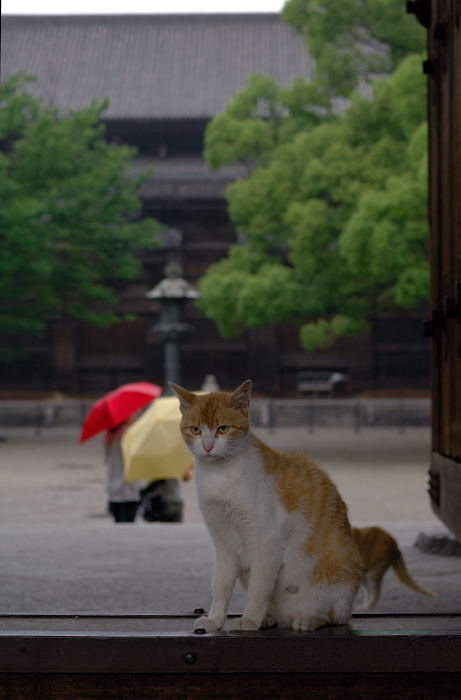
[79,381,162,442]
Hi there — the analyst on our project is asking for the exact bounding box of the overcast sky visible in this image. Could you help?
[3,0,284,14]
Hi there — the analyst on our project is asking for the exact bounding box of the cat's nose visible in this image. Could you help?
[202,438,213,453]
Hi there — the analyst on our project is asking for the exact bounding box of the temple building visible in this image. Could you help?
[1,14,429,395]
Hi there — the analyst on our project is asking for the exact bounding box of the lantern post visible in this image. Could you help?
[146,260,199,394]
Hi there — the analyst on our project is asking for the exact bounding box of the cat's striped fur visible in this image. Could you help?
[171,379,363,632]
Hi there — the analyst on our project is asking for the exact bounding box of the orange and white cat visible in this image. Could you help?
[171,379,363,632]
[352,526,434,610]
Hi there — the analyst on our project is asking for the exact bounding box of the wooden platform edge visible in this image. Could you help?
[0,613,460,675]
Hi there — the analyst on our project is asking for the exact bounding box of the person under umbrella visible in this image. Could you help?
[79,382,162,522]
[105,412,144,523]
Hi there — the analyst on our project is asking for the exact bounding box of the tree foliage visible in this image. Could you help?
[198,2,427,350]
[0,75,160,352]
[283,0,424,98]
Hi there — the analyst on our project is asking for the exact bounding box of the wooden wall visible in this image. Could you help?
[427,0,461,538]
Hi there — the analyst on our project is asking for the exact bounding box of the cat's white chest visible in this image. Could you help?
[195,446,272,548]
[196,450,257,510]
[197,437,263,486]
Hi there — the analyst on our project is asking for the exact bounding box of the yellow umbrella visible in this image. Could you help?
[121,396,193,482]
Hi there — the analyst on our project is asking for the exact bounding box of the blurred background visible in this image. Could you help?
[2,0,459,616]
[0,0,429,399]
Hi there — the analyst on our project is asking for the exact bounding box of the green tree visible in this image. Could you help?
[283,0,424,99]
[0,75,160,354]
[199,3,427,350]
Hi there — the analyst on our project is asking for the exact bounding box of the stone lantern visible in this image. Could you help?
[146,260,200,394]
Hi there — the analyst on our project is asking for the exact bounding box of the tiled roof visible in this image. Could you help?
[131,156,246,180]
[1,14,313,120]
[131,156,247,199]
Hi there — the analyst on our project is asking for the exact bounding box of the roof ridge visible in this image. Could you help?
[2,13,282,20]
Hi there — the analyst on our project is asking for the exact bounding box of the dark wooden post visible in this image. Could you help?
[420,0,461,539]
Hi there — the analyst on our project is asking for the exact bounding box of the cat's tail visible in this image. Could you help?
[392,550,434,597]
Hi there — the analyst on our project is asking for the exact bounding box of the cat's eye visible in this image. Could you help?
[189,425,201,435]
[216,425,229,435]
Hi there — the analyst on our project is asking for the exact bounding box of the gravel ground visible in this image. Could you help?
[0,425,436,524]
[0,425,459,616]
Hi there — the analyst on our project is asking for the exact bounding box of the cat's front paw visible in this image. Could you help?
[292,615,327,632]
[194,615,223,632]
[229,616,259,631]
[261,613,276,629]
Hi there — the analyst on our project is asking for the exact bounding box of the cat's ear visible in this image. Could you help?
[230,379,252,416]
[169,382,197,414]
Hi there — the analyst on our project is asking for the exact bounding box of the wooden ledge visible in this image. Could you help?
[1,613,460,675]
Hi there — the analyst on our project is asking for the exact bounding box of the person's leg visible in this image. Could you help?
[118,501,140,522]
[159,480,183,522]
[109,501,123,522]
